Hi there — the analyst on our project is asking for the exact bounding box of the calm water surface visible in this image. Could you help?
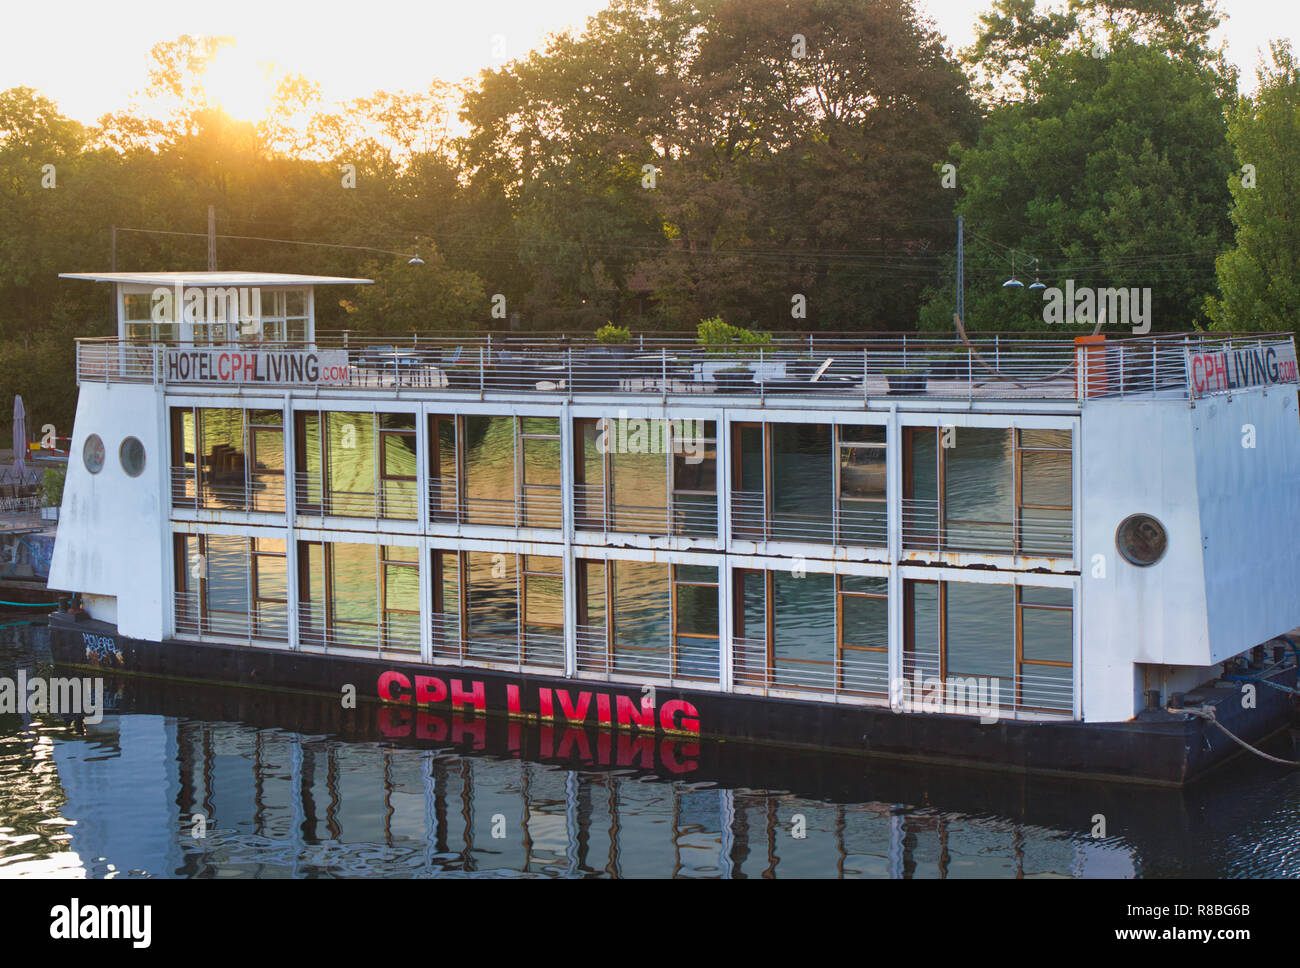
[2,616,1299,878]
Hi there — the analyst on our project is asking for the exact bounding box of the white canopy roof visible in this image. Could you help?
[60,271,372,286]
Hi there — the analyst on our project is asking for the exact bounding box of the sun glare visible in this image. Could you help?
[201,46,275,121]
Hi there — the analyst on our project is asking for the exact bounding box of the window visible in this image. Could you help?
[904,426,1073,556]
[171,408,285,511]
[465,549,517,662]
[294,411,416,519]
[174,533,285,641]
[1017,586,1073,711]
[252,538,288,639]
[380,413,417,519]
[837,426,886,545]
[1018,430,1072,556]
[381,545,419,652]
[903,579,1073,716]
[521,555,564,666]
[428,415,457,521]
[672,564,718,679]
[519,418,561,528]
[611,560,670,676]
[671,421,716,535]
[430,549,461,656]
[838,575,888,695]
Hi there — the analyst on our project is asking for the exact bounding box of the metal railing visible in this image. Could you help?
[296,603,420,654]
[77,333,1298,402]
[174,593,290,643]
[731,490,888,546]
[900,652,1073,716]
[426,477,563,529]
[430,613,564,670]
[170,466,286,512]
[571,483,717,537]
[732,637,891,697]
[900,499,1072,557]
[293,472,419,520]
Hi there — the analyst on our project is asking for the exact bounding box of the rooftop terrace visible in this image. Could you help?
[74,332,1298,403]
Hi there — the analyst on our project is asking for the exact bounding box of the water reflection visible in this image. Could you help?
[3,619,1299,878]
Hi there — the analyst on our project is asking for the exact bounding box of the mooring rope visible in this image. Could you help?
[1174,705,1300,767]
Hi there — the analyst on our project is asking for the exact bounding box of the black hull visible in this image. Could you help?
[47,614,1299,786]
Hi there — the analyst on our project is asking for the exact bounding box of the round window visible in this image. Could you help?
[119,436,146,477]
[83,434,105,474]
[1116,513,1168,566]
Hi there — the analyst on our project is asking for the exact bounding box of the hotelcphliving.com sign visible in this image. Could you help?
[165,348,351,385]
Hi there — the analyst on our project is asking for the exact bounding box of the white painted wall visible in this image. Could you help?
[1079,390,1300,721]
[47,382,170,642]
[1192,389,1300,662]
[1079,399,1209,721]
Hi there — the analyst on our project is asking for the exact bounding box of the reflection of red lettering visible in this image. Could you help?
[451,713,486,750]
[659,699,701,735]
[616,694,654,729]
[556,689,591,723]
[507,720,522,755]
[378,670,412,703]
[450,679,485,712]
[557,727,592,760]
[415,675,447,705]
[416,711,445,741]
[660,741,699,774]
[616,733,655,768]
[379,706,412,737]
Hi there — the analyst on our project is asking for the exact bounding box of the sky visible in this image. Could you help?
[2,0,1294,124]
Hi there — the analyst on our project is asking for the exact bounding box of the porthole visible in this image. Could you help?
[119,436,146,477]
[1116,513,1167,567]
[83,434,105,474]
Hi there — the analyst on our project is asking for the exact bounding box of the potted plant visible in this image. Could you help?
[883,367,928,395]
[581,323,633,390]
[39,464,65,520]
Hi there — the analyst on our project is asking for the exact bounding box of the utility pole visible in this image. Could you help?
[956,215,964,325]
[207,205,216,270]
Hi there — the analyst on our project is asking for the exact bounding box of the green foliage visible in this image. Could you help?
[696,316,772,355]
[1206,41,1300,334]
[922,24,1235,333]
[595,322,631,343]
[340,254,486,333]
[39,463,66,507]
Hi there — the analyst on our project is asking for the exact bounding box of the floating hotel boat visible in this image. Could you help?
[45,270,1300,785]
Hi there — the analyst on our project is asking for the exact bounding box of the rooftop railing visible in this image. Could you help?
[73,333,1298,402]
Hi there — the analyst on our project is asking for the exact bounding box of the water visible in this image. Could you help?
[2,617,1299,878]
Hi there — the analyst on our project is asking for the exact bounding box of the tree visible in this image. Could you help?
[920,5,1235,333]
[1205,41,1300,334]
